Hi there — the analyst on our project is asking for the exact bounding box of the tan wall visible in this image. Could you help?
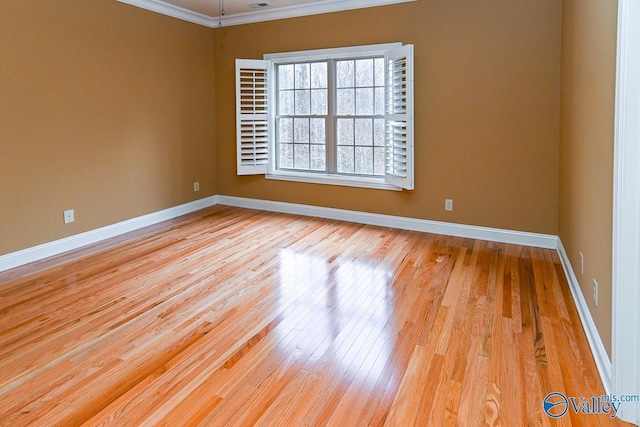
[215,0,561,235]
[0,0,217,256]
[559,0,618,356]
[1,2,564,259]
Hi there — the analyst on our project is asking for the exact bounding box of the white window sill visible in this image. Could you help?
[266,171,402,191]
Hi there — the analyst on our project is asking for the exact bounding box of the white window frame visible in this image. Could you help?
[235,43,414,191]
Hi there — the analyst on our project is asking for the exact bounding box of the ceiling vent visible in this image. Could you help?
[249,2,271,8]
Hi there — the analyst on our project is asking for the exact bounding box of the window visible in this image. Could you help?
[235,43,414,190]
[277,61,329,172]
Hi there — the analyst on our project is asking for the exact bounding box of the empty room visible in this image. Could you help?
[1,0,638,425]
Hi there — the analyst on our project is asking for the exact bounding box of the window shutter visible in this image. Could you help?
[236,59,270,175]
[384,44,414,190]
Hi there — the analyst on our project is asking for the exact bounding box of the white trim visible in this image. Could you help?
[0,195,558,274]
[266,171,401,191]
[612,0,640,423]
[264,43,401,62]
[116,0,216,27]
[116,0,417,28]
[556,239,612,395]
[215,195,559,249]
[215,0,417,27]
[1,194,558,276]
[0,196,217,274]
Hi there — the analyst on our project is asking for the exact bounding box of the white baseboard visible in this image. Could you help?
[216,195,559,249]
[1,194,611,401]
[0,194,559,275]
[0,196,218,273]
[556,238,612,394]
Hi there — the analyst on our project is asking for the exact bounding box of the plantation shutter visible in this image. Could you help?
[236,59,270,175]
[384,44,414,190]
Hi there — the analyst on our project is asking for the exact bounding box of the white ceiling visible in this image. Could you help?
[117,0,416,27]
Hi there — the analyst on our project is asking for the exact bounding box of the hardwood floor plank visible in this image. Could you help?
[522,326,545,425]
[499,317,526,426]
[485,381,501,426]
[322,335,389,426]
[441,379,462,426]
[383,344,433,426]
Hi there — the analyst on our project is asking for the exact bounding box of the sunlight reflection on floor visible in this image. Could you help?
[277,248,393,386]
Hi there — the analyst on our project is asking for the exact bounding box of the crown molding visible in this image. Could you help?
[216,0,417,27]
[116,0,216,27]
[116,0,417,28]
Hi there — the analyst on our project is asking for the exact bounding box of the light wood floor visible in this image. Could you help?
[0,206,630,426]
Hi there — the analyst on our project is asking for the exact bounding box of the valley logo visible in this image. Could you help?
[543,392,621,419]
[543,392,569,418]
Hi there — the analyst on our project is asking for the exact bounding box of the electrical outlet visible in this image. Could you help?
[63,209,74,224]
[593,279,599,307]
[445,199,453,211]
[579,252,584,275]
[193,181,200,192]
